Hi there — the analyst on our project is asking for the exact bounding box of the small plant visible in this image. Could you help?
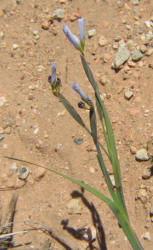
[7,18,144,249]
[47,18,144,250]
[47,18,144,249]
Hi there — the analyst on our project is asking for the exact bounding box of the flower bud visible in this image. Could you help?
[63,25,81,50]
[72,82,92,105]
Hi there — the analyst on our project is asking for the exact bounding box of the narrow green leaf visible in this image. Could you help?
[5,156,111,205]
[96,143,117,202]
[80,55,128,218]
[89,107,97,145]
[58,93,90,135]
[81,55,97,92]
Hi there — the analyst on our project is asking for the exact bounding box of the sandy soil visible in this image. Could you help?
[0,0,153,249]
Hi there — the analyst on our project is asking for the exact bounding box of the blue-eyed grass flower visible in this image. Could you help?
[63,18,85,54]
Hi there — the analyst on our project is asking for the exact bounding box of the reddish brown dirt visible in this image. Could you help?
[0,0,153,249]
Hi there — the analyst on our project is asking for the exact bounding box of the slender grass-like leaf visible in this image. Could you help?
[58,93,90,135]
[5,156,111,206]
[88,107,117,202]
[5,156,144,250]
[80,55,128,216]
[89,107,97,145]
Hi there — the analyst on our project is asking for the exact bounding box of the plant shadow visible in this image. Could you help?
[61,188,107,250]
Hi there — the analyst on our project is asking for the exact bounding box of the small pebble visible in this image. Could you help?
[142,167,151,179]
[125,24,131,30]
[112,46,130,69]
[99,75,110,86]
[126,39,134,48]
[41,20,50,30]
[150,202,153,216]
[37,65,45,72]
[16,0,22,5]
[145,48,153,56]
[131,49,143,61]
[137,188,148,204]
[133,0,140,5]
[74,138,83,145]
[98,35,108,47]
[0,134,4,141]
[12,43,19,50]
[109,175,115,187]
[143,232,151,240]
[33,30,39,36]
[144,20,152,28]
[130,146,137,154]
[32,167,46,181]
[145,33,153,41]
[66,199,82,214]
[124,88,133,100]
[112,43,119,50]
[89,167,96,174]
[0,31,4,39]
[136,149,149,161]
[53,8,64,20]
[58,0,67,3]
[18,166,30,180]
[140,45,147,53]
[103,53,112,62]
[33,127,39,134]
[127,61,136,67]
[100,93,107,101]
[114,36,121,42]
[69,13,80,21]
[88,29,96,38]
[0,96,7,107]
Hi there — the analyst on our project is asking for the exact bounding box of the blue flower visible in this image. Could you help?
[48,62,61,96]
[48,62,56,85]
[78,18,85,47]
[72,82,92,105]
[63,25,81,50]
[63,18,85,53]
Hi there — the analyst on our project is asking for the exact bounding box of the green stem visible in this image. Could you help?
[110,203,144,250]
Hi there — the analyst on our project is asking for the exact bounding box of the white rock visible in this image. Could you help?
[0,31,4,39]
[136,149,149,161]
[53,8,64,20]
[66,199,82,214]
[113,46,130,69]
[12,43,19,50]
[143,232,151,240]
[0,96,6,107]
[100,93,107,101]
[88,29,96,38]
[98,35,108,47]
[109,175,115,187]
[124,88,133,100]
